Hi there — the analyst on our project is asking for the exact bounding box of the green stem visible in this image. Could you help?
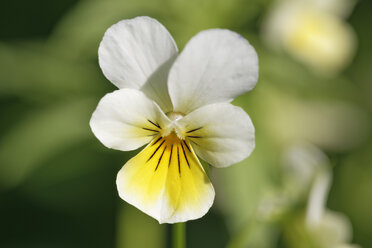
[173,222,186,248]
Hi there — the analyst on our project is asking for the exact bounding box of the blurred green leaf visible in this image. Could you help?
[116,204,166,248]
[330,142,372,248]
[47,0,170,61]
[258,45,361,103]
[0,42,105,97]
[0,98,95,189]
[227,220,277,248]
[214,134,279,231]
[236,82,369,152]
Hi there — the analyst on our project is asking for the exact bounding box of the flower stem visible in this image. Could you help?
[173,222,186,248]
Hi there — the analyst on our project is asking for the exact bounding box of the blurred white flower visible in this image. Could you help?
[257,143,330,222]
[262,0,357,75]
[308,210,355,248]
[90,17,258,223]
[291,144,359,248]
[283,142,330,200]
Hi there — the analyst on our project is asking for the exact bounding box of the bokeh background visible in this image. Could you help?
[0,0,371,247]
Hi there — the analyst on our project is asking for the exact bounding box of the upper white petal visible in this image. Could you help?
[177,102,255,167]
[90,88,170,151]
[98,16,178,111]
[168,29,258,114]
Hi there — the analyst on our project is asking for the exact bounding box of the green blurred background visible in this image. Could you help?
[0,0,371,247]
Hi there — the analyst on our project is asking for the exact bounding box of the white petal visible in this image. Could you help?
[308,210,353,245]
[168,29,258,114]
[98,16,178,111]
[90,88,170,151]
[306,169,332,228]
[177,103,255,168]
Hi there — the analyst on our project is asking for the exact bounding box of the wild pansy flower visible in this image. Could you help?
[262,0,356,74]
[90,16,258,223]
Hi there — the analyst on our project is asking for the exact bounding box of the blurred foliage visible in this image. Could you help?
[0,0,371,247]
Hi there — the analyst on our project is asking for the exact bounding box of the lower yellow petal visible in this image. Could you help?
[116,133,215,223]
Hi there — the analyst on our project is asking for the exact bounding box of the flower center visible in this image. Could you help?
[166,112,184,121]
[145,113,203,142]
[161,112,184,139]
